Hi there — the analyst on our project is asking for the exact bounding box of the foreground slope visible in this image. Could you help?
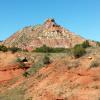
[0,47,100,100]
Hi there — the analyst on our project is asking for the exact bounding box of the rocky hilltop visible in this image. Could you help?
[3,19,85,50]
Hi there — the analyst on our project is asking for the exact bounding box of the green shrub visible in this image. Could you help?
[35,45,66,53]
[36,45,50,52]
[43,55,50,64]
[0,45,8,52]
[16,58,26,68]
[9,47,21,53]
[0,45,22,53]
[26,54,51,76]
[81,40,90,48]
[72,44,86,58]
[23,72,30,77]
[27,60,44,75]
[19,63,26,68]
[16,58,23,62]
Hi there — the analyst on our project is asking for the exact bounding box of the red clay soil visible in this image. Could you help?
[0,68,24,82]
[0,52,100,100]
[24,58,100,100]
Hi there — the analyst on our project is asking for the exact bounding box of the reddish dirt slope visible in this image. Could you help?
[0,52,30,82]
[0,48,100,100]
[24,56,100,100]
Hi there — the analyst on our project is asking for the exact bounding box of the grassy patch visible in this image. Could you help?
[0,87,25,100]
[23,54,51,77]
[90,59,100,68]
[67,60,80,69]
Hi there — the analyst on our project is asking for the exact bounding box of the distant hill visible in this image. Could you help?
[3,19,87,50]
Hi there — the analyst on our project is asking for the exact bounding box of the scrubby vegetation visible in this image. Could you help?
[23,54,51,77]
[8,47,21,53]
[0,40,92,60]
[0,86,25,100]
[23,72,30,77]
[24,60,44,76]
[81,40,90,48]
[67,60,80,69]
[72,44,86,58]
[35,45,66,53]
[34,41,90,58]
[43,55,51,64]
[72,40,91,58]
[0,45,8,52]
[90,59,100,68]
[16,58,26,68]
[0,45,22,53]
[16,58,23,62]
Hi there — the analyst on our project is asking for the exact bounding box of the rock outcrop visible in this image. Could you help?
[3,19,85,50]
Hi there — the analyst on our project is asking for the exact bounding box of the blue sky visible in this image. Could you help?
[0,0,100,41]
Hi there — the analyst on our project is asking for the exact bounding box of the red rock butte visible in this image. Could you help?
[3,18,88,50]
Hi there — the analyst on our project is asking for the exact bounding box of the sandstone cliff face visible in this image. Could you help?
[3,19,85,50]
